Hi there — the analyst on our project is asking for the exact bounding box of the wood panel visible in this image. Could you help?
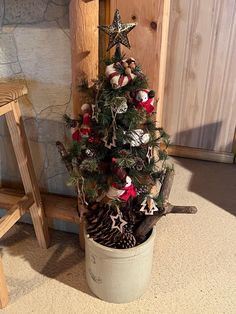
[109,0,164,124]
[0,189,79,225]
[70,0,99,117]
[163,0,236,153]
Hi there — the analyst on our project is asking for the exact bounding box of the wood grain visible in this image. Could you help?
[5,101,49,248]
[0,257,8,309]
[157,0,171,126]
[0,195,33,238]
[0,189,79,225]
[163,0,236,154]
[0,102,12,116]
[69,0,99,117]
[0,82,27,107]
[110,0,164,95]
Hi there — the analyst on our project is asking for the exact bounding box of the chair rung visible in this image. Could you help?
[0,194,34,238]
[0,102,13,117]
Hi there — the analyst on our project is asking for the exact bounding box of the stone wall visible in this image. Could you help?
[0,0,74,196]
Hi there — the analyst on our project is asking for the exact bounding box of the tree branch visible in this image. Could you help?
[134,169,197,240]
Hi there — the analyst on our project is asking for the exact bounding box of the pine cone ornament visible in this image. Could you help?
[86,204,137,249]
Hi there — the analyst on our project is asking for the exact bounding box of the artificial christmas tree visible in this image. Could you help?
[57,9,197,303]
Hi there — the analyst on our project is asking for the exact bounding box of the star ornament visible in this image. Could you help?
[110,213,127,233]
[98,9,136,51]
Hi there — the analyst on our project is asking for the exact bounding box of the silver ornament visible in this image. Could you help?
[124,129,150,147]
[86,149,94,157]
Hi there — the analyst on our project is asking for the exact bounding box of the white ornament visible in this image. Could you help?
[124,129,150,147]
[106,58,137,89]
[117,100,128,114]
[112,97,128,114]
[140,197,159,215]
[146,146,153,163]
[110,210,127,233]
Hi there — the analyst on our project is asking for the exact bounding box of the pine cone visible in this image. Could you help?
[86,204,137,249]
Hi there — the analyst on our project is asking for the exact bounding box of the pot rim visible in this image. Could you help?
[85,226,156,255]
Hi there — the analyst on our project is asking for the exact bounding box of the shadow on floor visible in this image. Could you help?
[170,121,236,216]
[0,224,95,302]
[173,157,236,216]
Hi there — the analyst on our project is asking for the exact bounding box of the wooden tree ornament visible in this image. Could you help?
[135,169,197,240]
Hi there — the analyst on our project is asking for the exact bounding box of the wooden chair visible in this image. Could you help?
[0,81,50,308]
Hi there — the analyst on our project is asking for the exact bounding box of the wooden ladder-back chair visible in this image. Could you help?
[0,81,49,308]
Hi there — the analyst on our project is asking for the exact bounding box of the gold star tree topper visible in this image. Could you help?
[98,9,136,51]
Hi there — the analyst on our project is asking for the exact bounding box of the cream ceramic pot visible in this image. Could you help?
[85,227,156,303]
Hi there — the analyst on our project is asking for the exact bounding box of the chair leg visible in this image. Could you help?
[5,101,49,248]
[0,256,8,309]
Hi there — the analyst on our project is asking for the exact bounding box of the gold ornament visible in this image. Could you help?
[125,67,132,75]
[122,61,129,68]
[98,9,136,51]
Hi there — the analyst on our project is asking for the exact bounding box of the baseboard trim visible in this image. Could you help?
[168,145,235,164]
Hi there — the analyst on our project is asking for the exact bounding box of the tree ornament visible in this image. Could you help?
[110,207,127,233]
[72,103,92,143]
[124,129,150,147]
[129,62,136,70]
[98,9,136,51]
[146,146,153,163]
[118,176,137,201]
[131,89,155,114]
[125,67,132,75]
[85,148,94,157]
[80,103,92,137]
[72,129,81,142]
[102,130,117,149]
[112,97,128,114]
[122,61,128,68]
[102,98,123,149]
[105,58,138,89]
[116,232,136,249]
[134,157,145,171]
[140,196,159,215]
[91,103,99,122]
[86,204,137,249]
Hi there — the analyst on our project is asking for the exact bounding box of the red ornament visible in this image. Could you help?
[88,136,101,144]
[112,176,137,201]
[72,130,81,142]
[133,89,155,114]
[119,183,137,201]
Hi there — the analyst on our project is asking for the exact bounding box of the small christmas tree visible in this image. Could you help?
[57,10,197,249]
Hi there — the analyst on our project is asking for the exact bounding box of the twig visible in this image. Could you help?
[56,141,73,173]
[134,169,197,240]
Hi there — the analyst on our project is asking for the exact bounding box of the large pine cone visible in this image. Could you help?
[86,203,136,249]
